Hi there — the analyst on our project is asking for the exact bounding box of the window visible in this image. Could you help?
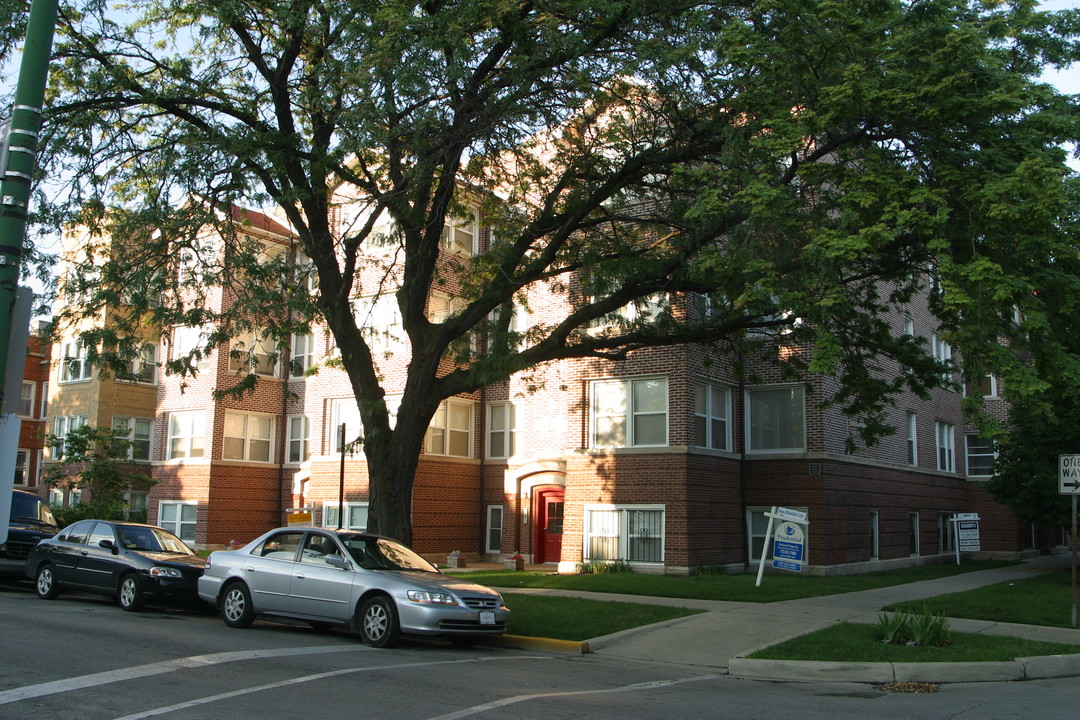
[355,294,404,356]
[486,505,503,554]
[903,314,914,336]
[584,505,664,563]
[130,344,157,384]
[590,377,668,448]
[69,489,82,505]
[965,434,995,477]
[176,247,200,284]
[51,415,88,458]
[906,412,918,466]
[14,449,27,485]
[746,385,805,452]
[222,411,274,462]
[322,502,368,530]
[938,512,956,553]
[17,381,34,417]
[172,326,211,370]
[49,488,63,505]
[909,511,920,556]
[287,415,310,463]
[60,341,92,382]
[330,398,363,454]
[168,411,205,459]
[869,510,879,561]
[977,374,998,398]
[123,491,148,521]
[932,333,953,383]
[296,251,318,292]
[40,381,48,418]
[935,421,955,472]
[440,210,478,256]
[694,382,730,451]
[160,501,198,544]
[113,416,153,461]
[426,399,474,457]
[487,403,516,459]
[229,330,277,377]
[591,292,667,329]
[746,507,808,563]
[290,333,315,378]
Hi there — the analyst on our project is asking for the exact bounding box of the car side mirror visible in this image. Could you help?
[325,553,350,569]
[99,539,118,554]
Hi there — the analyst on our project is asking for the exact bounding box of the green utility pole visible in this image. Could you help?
[0,0,59,401]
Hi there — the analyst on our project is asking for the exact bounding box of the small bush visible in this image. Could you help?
[575,558,634,574]
[876,612,910,645]
[875,607,951,647]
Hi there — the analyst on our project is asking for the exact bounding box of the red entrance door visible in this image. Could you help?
[535,490,565,564]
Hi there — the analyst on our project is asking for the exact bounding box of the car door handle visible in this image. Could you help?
[295,574,305,580]
[80,551,88,556]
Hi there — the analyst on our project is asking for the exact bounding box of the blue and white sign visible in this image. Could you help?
[771,521,805,572]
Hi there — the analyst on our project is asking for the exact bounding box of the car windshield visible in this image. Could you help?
[341,536,438,573]
[10,493,57,528]
[118,526,194,555]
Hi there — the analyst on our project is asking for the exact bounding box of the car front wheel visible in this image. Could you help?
[221,582,254,628]
[35,564,60,600]
[359,596,400,648]
[117,573,145,612]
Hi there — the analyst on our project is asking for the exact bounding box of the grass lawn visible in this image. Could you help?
[457,559,1015,603]
[748,621,1080,662]
[502,594,701,641]
[886,570,1077,628]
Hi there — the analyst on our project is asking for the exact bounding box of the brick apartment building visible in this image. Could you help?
[43,199,1046,575]
[12,330,50,495]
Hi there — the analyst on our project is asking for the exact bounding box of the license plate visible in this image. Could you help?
[479,610,495,625]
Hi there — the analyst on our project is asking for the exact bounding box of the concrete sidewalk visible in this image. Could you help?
[494,554,1080,683]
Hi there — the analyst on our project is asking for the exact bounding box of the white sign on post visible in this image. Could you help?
[755,506,810,587]
[1060,455,1080,495]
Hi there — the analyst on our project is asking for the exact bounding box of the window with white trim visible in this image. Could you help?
[440,210,479,256]
[694,382,730,451]
[965,434,995,477]
[322,502,368,530]
[40,381,48,418]
[584,505,665,563]
[935,421,955,472]
[14,449,27,485]
[909,511,920,556]
[17,381,34,417]
[906,412,918,466]
[290,333,315,378]
[222,411,274,462]
[486,505,503,554]
[938,512,956,553]
[172,326,211,370]
[287,415,310,464]
[487,402,516,459]
[590,377,668,448]
[59,341,92,382]
[159,501,197,544]
[932,333,953,383]
[113,416,153,461]
[129,343,157,384]
[745,507,811,563]
[355,294,404,357]
[330,398,363,454]
[746,385,805,452]
[51,415,88,458]
[591,292,667,329]
[426,398,474,457]
[168,411,205,459]
[229,330,278,377]
[903,314,914,336]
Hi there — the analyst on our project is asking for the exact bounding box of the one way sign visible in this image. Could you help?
[1059,455,1080,495]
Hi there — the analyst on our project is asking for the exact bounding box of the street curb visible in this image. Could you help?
[484,634,590,655]
[727,654,1080,683]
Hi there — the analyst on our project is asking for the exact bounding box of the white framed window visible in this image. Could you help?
[440,209,479,256]
[583,505,665,564]
[113,416,153,461]
[14,449,27,485]
[168,411,205,460]
[123,491,148,520]
[486,505,503,554]
[130,343,157,384]
[487,402,516,459]
[591,292,667,329]
[746,385,805,452]
[222,411,274,462]
[938,512,956,553]
[906,412,918,466]
[903,314,914,336]
[51,415,88,458]
[290,333,315,378]
[965,434,995,477]
[69,489,82,505]
[355,293,404,357]
[296,251,318,292]
[17,381,34,417]
[176,247,200,284]
[978,374,998,398]
[59,341,92,382]
[230,330,278,377]
[746,506,809,563]
[694,382,730,451]
[40,381,48,418]
[322,502,368,530]
[159,501,198,544]
[330,397,363,454]
[932,333,953,383]
[590,377,668,448]
[909,511,920,556]
[172,326,212,370]
[49,488,63,505]
[869,510,879,561]
[426,398,475,457]
[935,421,955,472]
[287,415,310,464]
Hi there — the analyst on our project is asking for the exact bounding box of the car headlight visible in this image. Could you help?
[149,566,183,578]
[407,590,458,605]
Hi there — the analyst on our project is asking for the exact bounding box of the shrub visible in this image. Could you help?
[876,612,910,645]
[875,607,951,647]
[575,557,633,574]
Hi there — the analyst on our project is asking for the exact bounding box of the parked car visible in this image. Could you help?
[199,527,510,648]
[26,519,207,611]
[1,489,60,576]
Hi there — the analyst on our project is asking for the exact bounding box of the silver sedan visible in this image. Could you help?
[198,527,510,648]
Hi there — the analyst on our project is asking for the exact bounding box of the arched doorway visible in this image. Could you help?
[534,488,565,564]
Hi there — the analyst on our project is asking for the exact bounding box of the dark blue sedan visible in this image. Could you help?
[25,519,206,611]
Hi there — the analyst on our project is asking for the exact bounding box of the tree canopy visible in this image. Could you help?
[9,0,1080,542]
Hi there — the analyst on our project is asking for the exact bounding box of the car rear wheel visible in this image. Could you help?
[117,573,145,612]
[359,596,400,648]
[222,582,254,628]
[35,564,60,600]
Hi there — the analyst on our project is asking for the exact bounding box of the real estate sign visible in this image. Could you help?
[771,521,806,572]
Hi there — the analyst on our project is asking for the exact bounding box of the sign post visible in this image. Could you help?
[1059,455,1080,627]
[755,507,809,587]
[949,512,981,565]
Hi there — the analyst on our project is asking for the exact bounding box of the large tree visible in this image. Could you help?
[7,0,1080,543]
